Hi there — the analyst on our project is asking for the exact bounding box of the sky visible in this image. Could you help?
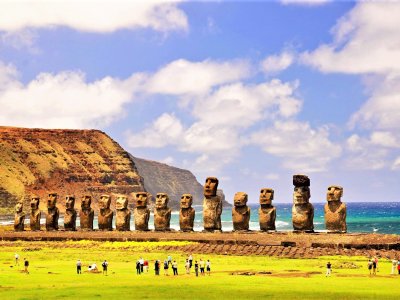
[0,0,400,204]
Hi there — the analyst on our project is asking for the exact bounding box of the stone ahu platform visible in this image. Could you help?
[2,231,400,258]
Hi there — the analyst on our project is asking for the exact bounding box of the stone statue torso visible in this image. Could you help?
[154,208,171,231]
[46,207,59,231]
[30,209,41,231]
[116,209,131,231]
[203,196,222,230]
[292,203,314,231]
[79,208,94,230]
[232,206,250,231]
[98,209,113,231]
[134,208,150,231]
[259,206,276,231]
[64,209,77,231]
[179,207,195,231]
[324,202,347,232]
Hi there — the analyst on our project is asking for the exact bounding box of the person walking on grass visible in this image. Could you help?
[76,259,82,274]
[154,260,160,276]
[368,259,373,275]
[188,254,193,269]
[326,261,332,277]
[167,255,172,266]
[374,256,379,273]
[391,258,398,275]
[199,259,205,276]
[136,260,141,275]
[206,260,211,276]
[24,258,29,274]
[372,258,377,275]
[185,259,190,274]
[102,260,108,275]
[172,260,178,276]
[15,253,20,266]
[139,257,144,273]
[194,261,199,277]
[164,259,169,276]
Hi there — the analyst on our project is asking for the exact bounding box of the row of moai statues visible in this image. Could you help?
[14,175,346,233]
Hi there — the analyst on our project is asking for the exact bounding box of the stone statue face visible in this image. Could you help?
[116,196,128,210]
[327,185,343,202]
[180,194,193,209]
[30,195,40,210]
[81,195,92,209]
[15,201,23,213]
[134,192,148,208]
[47,192,58,209]
[99,195,111,210]
[204,177,219,198]
[259,188,274,205]
[234,192,248,207]
[293,186,310,204]
[156,193,169,209]
[65,195,75,210]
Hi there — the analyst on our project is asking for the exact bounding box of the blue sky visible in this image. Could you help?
[0,1,399,204]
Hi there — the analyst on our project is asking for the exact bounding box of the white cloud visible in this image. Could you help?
[145,59,251,95]
[261,51,294,74]
[0,1,188,33]
[0,67,143,129]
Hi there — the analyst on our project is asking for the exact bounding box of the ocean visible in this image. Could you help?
[2,202,399,234]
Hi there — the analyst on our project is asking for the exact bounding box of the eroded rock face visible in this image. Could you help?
[98,194,113,231]
[203,177,222,231]
[154,193,171,231]
[29,195,41,231]
[133,192,150,231]
[292,175,314,232]
[259,188,276,231]
[232,192,250,231]
[79,195,94,230]
[324,185,347,232]
[179,194,195,231]
[115,195,130,231]
[64,195,77,231]
[46,192,59,231]
[14,201,25,231]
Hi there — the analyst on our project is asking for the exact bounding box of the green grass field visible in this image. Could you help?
[0,240,399,299]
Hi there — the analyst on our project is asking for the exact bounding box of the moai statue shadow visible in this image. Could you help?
[115,195,130,231]
[292,175,314,232]
[14,201,25,231]
[179,194,195,232]
[203,177,222,232]
[154,193,171,231]
[64,195,77,231]
[133,192,150,231]
[46,192,59,231]
[98,194,113,231]
[79,195,94,231]
[232,192,250,231]
[30,195,41,231]
[259,188,276,231]
[324,185,347,233]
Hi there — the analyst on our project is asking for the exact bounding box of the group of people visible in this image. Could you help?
[14,253,29,274]
[75,259,108,275]
[135,257,149,274]
[390,258,400,275]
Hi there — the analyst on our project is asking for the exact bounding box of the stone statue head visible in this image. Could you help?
[180,194,193,209]
[65,195,75,210]
[134,192,149,208]
[204,177,219,198]
[293,186,310,204]
[327,185,343,202]
[30,195,40,210]
[116,195,128,210]
[99,194,111,210]
[81,195,92,209]
[15,201,23,213]
[259,188,274,205]
[47,192,58,209]
[156,193,169,209]
[234,192,248,207]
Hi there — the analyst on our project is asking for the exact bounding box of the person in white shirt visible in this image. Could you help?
[185,259,190,274]
[391,259,398,274]
[15,253,19,266]
[206,260,211,276]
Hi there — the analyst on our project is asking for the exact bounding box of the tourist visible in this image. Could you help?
[76,259,82,274]
[199,259,205,276]
[397,260,400,275]
[194,260,199,277]
[167,255,172,266]
[102,260,108,275]
[15,253,19,266]
[154,260,160,275]
[24,258,29,274]
[206,259,211,276]
[391,258,398,274]
[374,256,379,273]
[88,263,98,272]
[144,260,149,273]
[185,259,190,274]
[172,260,178,276]
[367,259,373,275]
[164,259,169,276]
[188,254,193,268]
[139,257,144,273]
[326,261,332,277]
[372,258,377,275]
[136,260,141,275]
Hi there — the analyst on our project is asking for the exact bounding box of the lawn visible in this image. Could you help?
[0,240,398,299]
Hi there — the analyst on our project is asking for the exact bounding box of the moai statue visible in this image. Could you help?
[79,195,94,231]
[64,195,77,231]
[115,195,130,231]
[232,192,250,231]
[324,185,347,233]
[98,194,113,231]
[259,188,276,231]
[46,192,59,231]
[154,193,172,231]
[133,192,150,231]
[203,177,222,232]
[29,195,41,231]
[14,201,25,231]
[179,194,195,232]
[292,175,314,232]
